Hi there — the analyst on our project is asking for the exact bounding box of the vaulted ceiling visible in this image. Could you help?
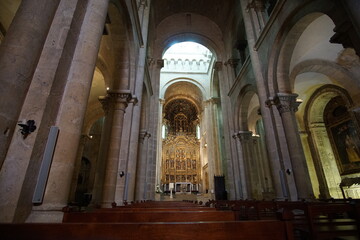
[151,0,238,30]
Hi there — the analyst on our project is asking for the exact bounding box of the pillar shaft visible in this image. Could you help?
[274,93,314,200]
[239,0,285,200]
[233,134,248,199]
[26,0,110,222]
[0,0,61,168]
[101,91,132,207]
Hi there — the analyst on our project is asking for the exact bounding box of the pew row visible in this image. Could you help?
[0,220,294,240]
[63,210,235,223]
[208,199,360,239]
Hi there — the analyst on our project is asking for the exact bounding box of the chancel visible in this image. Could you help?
[0,0,360,239]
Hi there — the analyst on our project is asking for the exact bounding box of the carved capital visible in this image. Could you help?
[99,95,110,115]
[247,0,265,12]
[237,131,253,142]
[138,0,148,10]
[107,90,133,110]
[225,58,240,68]
[157,59,164,69]
[269,93,301,115]
[213,61,223,71]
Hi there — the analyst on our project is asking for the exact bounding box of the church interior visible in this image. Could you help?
[1,0,360,239]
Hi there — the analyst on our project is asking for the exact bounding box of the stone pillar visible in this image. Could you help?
[272,93,314,200]
[90,96,112,205]
[253,135,274,198]
[114,96,138,204]
[0,0,61,168]
[68,134,90,202]
[213,61,237,200]
[135,130,151,200]
[238,131,260,199]
[101,91,132,207]
[225,58,239,86]
[26,0,110,222]
[143,59,163,200]
[0,0,78,223]
[239,0,285,200]
[233,133,248,199]
[124,0,151,202]
[155,99,165,196]
[204,100,216,198]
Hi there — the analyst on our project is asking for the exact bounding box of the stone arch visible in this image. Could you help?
[161,77,206,103]
[304,84,355,198]
[235,84,258,131]
[290,59,360,103]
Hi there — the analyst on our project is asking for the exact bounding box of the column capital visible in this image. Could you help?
[213,61,223,71]
[99,95,110,115]
[266,93,301,115]
[246,0,265,12]
[156,59,164,69]
[204,97,220,106]
[138,0,148,10]
[225,58,240,68]
[237,131,253,142]
[103,90,133,111]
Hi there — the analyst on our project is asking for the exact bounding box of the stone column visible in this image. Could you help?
[204,100,216,198]
[213,61,237,200]
[233,133,248,199]
[26,0,110,222]
[253,135,274,197]
[238,131,258,199]
[0,0,78,223]
[239,0,285,200]
[135,130,151,200]
[143,59,163,200]
[68,134,90,202]
[0,0,61,168]
[248,0,267,30]
[115,96,138,204]
[91,96,112,205]
[273,93,314,200]
[123,0,151,202]
[101,91,132,207]
[155,99,165,197]
[225,59,239,86]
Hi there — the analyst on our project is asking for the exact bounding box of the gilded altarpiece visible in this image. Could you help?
[161,133,201,191]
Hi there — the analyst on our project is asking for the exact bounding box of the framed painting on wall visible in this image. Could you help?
[330,120,360,174]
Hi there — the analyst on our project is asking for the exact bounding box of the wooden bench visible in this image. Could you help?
[0,220,294,240]
[63,210,236,222]
[305,203,360,239]
[96,207,216,212]
[209,199,360,239]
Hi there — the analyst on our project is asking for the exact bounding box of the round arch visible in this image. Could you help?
[304,84,357,199]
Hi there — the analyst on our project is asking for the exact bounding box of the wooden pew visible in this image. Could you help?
[0,220,294,240]
[96,207,216,212]
[305,202,360,239]
[63,210,236,223]
[209,199,360,239]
